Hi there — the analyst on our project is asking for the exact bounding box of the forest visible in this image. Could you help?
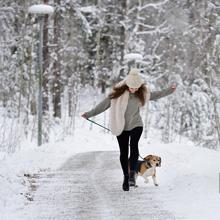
[1,0,220,153]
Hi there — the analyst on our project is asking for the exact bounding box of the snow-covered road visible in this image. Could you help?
[16,151,176,220]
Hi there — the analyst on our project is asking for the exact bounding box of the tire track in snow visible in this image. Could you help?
[17,151,176,220]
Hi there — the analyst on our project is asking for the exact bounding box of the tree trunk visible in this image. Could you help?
[52,0,61,118]
[119,0,126,76]
[213,99,220,149]
[42,0,49,113]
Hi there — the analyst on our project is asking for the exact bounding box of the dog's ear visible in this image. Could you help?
[145,155,153,161]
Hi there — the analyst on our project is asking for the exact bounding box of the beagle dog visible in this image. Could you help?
[130,155,161,186]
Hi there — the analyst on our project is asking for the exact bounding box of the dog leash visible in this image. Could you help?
[138,154,147,161]
[86,118,111,132]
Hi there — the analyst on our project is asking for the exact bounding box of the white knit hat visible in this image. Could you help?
[125,68,143,88]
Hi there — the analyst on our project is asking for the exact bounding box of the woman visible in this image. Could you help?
[81,68,176,191]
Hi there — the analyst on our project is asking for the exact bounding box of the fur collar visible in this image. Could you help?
[110,90,129,136]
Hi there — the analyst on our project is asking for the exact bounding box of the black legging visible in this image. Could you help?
[116,126,143,175]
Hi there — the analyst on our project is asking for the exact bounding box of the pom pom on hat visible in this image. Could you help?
[125,68,143,88]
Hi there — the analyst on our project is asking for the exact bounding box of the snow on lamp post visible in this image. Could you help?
[124,53,143,70]
[28,5,54,146]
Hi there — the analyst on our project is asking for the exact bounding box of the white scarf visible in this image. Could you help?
[110,90,129,136]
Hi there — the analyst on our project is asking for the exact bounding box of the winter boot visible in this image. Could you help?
[122,174,129,191]
[129,170,136,187]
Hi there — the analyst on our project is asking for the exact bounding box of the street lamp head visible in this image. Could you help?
[28,4,54,15]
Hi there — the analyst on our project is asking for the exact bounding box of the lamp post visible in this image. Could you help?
[28,5,54,146]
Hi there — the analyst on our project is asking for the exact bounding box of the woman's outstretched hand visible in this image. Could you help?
[171,84,176,92]
[81,113,88,119]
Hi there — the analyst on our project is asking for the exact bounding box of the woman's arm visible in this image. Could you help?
[82,97,111,119]
[150,85,176,101]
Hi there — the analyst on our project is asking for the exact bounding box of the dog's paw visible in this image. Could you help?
[154,183,159,186]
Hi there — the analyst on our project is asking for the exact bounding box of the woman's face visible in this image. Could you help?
[129,87,138,93]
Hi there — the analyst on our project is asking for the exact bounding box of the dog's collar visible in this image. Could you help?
[139,155,152,168]
[144,160,152,169]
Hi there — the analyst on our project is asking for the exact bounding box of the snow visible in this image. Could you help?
[124,53,143,61]
[74,7,92,37]
[28,5,54,15]
[139,0,169,11]
[80,6,99,14]
[1,116,220,219]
